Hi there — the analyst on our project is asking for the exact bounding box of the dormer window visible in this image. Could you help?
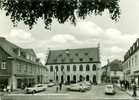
[61,59,65,62]
[70,58,73,62]
[89,58,93,61]
[21,52,26,58]
[66,53,70,56]
[79,58,83,61]
[65,49,69,54]
[59,54,62,57]
[85,53,88,56]
[53,59,57,62]
[13,48,21,56]
[75,53,79,56]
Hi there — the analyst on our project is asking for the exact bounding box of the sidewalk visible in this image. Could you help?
[0,89,25,96]
[115,84,139,97]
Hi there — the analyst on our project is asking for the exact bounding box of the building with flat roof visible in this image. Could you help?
[0,37,48,90]
[45,47,101,84]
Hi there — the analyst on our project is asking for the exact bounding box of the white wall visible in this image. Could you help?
[46,63,101,83]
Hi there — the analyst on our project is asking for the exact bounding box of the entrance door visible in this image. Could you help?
[86,75,89,81]
[67,75,70,83]
[93,75,96,83]
[73,75,76,83]
[0,79,8,91]
[61,75,64,83]
[79,75,82,82]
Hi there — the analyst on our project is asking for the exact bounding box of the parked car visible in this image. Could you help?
[66,82,91,92]
[25,84,47,94]
[105,84,116,95]
[47,82,55,87]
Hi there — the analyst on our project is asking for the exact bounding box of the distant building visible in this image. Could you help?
[101,59,123,83]
[123,38,139,85]
[0,37,48,90]
[45,47,101,84]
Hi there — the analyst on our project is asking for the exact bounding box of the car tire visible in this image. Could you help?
[32,90,36,94]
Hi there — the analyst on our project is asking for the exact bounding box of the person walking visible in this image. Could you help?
[56,81,59,92]
[132,82,137,97]
[59,82,62,91]
[7,85,11,94]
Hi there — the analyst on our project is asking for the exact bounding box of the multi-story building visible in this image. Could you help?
[0,37,48,90]
[101,59,123,83]
[46,47,101,84]
[123,38,139,85]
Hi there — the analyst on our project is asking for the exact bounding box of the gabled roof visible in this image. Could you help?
[109,59,123,71]
[0,37,42,65]
[24,49,37,57]
[46,47,100,64]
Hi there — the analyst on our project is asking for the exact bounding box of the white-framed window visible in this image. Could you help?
[1,62,6,69]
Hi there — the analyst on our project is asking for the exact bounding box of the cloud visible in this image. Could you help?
[9,29,35,43]
[1,21,138,66]
[50,34,81,44]
[1,28,35,44]
[111,46,124,54]
[76,21,103,37]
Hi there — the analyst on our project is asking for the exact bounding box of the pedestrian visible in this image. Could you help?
[56,81,59,92]
[132,82,137,97]
[120,80,122,88]
[59,82,62,91]
[7,85,11,94]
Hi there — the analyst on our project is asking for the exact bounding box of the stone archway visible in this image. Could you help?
[93,75,96,83]
[79,75,83,82]
[86,75,89,81]
[73,75,76,83]
[61,75,64,83]
[67,75,70,83]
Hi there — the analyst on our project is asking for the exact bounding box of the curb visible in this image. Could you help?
[114,85,139,97]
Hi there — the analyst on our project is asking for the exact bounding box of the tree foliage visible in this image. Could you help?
[0,0,120,29]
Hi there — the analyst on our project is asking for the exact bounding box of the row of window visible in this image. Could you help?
[50,64,97,72]
[59,52,89,57]
[55,75,96,82]
[16,62,47,75]
[53,58,93,62]
[125,54,138,68]
[124,39,139,61]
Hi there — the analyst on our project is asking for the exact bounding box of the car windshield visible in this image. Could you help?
[37,85,43,87]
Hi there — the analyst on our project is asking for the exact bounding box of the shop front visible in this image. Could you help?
[133,71,139,86]
[15,75,36,89]
[0,76,10,91]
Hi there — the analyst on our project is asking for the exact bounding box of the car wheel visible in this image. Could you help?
[32,90,36,94]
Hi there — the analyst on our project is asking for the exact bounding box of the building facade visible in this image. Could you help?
[0,37,48,90]
[101,59,123,83]
[46,47,101,84]
[123,38,139,85]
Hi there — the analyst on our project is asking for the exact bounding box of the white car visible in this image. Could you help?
[67,82,91,92]
[67,84,83,91]
[47,82,55,87]
[25,84,47,94]
[105,84,116,95]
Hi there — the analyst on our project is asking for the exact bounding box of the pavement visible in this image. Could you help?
[115,83,139,98]
[0,84,133,100]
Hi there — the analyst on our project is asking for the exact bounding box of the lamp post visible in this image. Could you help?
[106,59,110,83]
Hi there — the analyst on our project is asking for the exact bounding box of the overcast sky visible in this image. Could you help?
[0,0,139,66]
